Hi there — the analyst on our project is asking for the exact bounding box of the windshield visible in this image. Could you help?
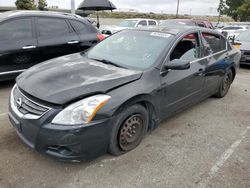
[118,20,138,28]
[236,31,250,42]
[87,30,173,70]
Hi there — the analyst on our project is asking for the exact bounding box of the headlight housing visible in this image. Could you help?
[52,95,111,125]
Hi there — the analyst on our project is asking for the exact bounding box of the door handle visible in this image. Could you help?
[22,45,36,49]
[67,40,79,44]
[197,68,204,76]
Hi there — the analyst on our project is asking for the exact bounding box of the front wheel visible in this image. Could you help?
[215,69,233,98]
[108,104,148,156]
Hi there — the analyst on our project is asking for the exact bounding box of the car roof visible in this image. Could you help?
[125,18,157,21]
[0,10,83,21]
[161,19,209,23]
[133,25,217,36]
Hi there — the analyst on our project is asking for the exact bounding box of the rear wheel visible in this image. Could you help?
[215,69,233,98]
[109,104,148,155]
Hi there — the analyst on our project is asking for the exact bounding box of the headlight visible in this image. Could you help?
[52,95,111,125]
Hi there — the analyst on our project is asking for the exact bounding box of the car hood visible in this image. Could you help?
[236,40,250,51]
[17,53,142,105]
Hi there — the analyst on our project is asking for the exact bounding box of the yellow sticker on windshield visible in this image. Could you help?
[150,32,171,38]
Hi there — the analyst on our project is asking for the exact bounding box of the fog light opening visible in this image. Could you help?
[47,145,73,156]
[59,146,73,156]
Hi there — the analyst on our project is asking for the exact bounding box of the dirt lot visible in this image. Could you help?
[0,67,249,188]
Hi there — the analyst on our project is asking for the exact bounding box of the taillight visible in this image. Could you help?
[97,34,105,41]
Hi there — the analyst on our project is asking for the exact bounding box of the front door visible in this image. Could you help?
[160,32,206,117]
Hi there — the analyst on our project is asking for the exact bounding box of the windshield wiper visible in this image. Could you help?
[90,58,128,69]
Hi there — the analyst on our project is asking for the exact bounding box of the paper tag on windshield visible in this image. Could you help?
[150,32,171,38]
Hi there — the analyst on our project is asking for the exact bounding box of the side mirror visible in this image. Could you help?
[164,59,190,70]
[137,24,143,27]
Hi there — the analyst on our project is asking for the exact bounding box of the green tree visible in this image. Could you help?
[220,0,250,21]
[15,0,35,10]
[38,0,48,11]
[237,0,250,21]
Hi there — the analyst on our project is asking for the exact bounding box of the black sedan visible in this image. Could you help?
[9,26,241,160]
[0,11,104,81]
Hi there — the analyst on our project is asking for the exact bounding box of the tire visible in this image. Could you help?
[108,104,149,156]
[215,69,233,98]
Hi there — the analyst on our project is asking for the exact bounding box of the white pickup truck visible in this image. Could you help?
[100,18,158,35]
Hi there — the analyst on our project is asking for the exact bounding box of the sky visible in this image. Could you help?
[0,0,220,15]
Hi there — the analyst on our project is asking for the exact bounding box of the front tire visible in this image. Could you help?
[215,69,233,98]
[108,104,149,156]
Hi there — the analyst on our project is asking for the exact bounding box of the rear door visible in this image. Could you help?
[0,17,38,76]
[35,16,80,62]
[68,19,99,51]
[200,32,228,95]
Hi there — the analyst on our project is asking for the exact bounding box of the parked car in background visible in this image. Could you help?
[219,25,248,39]
[212,22,225,29]
[233,30,250,65]
[0,11,104,81]
[9,26,240,160]
[159,19,214,29]
[100,18,158,35]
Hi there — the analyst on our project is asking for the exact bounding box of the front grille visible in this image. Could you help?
[13,87,50,117]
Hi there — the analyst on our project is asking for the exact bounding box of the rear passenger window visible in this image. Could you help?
[202,33,226,55]
[149,21,157,26]
[38,18,70,37]
[69,20,89,34]
[0,18,32,40]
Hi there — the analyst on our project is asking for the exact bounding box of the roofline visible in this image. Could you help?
[129,26,222,36]
[0,10,88,21]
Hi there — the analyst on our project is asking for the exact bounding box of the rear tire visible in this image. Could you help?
[215,69,233,98]
[108,104,148,156]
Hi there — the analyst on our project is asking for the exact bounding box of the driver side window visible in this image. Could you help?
[170,33,201,62]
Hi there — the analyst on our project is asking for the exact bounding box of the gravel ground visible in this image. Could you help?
[0,67,249,188]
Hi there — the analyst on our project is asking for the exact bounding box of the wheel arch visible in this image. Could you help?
[113,94,160,131]
[230,65,236,81]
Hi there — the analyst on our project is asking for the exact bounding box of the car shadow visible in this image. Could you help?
[0,80,15,90]
[240,64,250,70]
